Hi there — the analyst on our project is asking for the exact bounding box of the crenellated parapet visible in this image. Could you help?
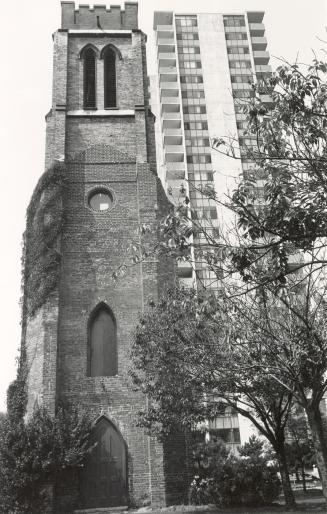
[61,1,138,30]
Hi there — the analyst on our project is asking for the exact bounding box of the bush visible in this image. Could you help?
[189,436,281,507]
[0,405,92,514]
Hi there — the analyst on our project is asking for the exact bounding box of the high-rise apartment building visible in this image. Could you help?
[152,10,272,447]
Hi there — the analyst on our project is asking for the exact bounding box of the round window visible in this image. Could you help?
[88,190,113,212]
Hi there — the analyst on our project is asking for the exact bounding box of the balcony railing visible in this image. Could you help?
[251,36,267,50]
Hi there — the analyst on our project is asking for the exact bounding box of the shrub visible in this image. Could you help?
[0,405,92,514]
[189,436,281,507]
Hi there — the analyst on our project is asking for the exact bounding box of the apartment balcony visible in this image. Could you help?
[165,146,185,163]
[260,94,274,107]
[162,104,180,115]
[164,127,183,136]
[158,43,176,53]
[161,96,180,105]
[253,51,270,65]
[162,111,181,122]
[251,36,267,50]
[249,23,265,36]
[164,134,183,145]
[160,73,178,83]
[247,11,264,23]
[177,260,193,279]
[165,144,184,153]
[161,89,179,99]
[160,81,179,90]
[158,52,176,61]
[159,67,178,76]
[166,161,186,175]
[163,118,181,129]
[156,24,174,32]
[255,64,272,75]
[232,82,253,90]
[159,58,176,68]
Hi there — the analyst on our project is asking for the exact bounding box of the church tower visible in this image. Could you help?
[21,2,186,511]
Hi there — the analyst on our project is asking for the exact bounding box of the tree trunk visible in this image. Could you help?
[276,448,297,509]
[295,467,300,481]
[301,462,307,493]
[306,405,327,504]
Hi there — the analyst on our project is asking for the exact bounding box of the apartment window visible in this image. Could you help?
[236,121,247,129]
[186,137,210,146]
[233,90,254,98]
[191,206,217,219]
[183,61,202,69]
[184,121,208,130]
[177,33,199,40]
[176,17,198,27]
[225,32,247,40]
[183,105,207,114]
[229,60,252,69]
[180,46,200,54]
[231,75,253,84]
[227,46,249,54]
[180,75,203,84]
[223,16,245,27]
[83,47,96,109]
[187,155,212,164]
[181,90,205,99]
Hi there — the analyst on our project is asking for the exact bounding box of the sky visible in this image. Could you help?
[0,0,326,413]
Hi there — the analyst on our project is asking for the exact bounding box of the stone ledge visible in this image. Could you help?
[74,507,128,514]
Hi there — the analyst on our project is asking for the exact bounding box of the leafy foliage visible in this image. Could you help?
[22,162,65,317]
[0,405,92,514]
[189,437,281,507]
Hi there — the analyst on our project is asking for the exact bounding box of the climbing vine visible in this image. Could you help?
[22,162,66,317]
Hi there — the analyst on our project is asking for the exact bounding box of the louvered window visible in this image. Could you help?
[83,48,96,109]
[104,48,117,108]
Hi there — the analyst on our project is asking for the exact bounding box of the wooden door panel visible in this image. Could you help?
[80,418,127,508]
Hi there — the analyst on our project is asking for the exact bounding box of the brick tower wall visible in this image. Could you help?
[22,3,188,511]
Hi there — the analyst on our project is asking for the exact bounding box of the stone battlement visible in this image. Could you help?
[61,1,138,30]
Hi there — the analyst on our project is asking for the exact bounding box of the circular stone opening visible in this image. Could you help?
[88,190,113,212]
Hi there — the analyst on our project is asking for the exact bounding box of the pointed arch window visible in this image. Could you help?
[83,48,96,109]
[88,305,117,377]
[103,47,117,108]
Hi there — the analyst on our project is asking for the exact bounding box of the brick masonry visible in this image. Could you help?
[22,2,188,513]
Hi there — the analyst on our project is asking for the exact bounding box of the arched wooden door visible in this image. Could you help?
[81,417,127,508]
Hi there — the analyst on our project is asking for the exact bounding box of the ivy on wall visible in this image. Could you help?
[22,163,66,318]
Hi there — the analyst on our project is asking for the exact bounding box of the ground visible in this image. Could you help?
[134,489,326,514]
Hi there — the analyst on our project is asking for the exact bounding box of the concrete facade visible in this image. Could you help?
[152,10,272,449]
[22,2,186,512]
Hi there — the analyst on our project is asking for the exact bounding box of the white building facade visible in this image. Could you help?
[152,10,272,449]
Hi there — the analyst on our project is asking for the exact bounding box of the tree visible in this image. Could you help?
[190,436,281,507]
[285,406,316,492]
[131,286,297,507]
[0,375,92,513]
[128,59,327,502]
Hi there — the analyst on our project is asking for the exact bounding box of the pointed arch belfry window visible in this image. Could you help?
[83,47,96,109]
[103,47,117,108]
[88,304,117,377]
